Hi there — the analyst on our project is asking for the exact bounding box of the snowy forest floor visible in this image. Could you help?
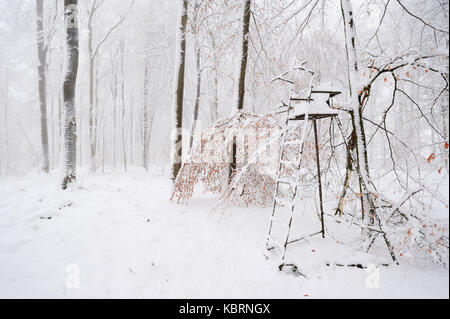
[0,168,448,298]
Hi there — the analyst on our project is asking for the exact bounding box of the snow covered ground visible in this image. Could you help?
[0,169,448,298]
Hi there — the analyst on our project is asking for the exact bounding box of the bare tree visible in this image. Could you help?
[62,0,79,190]
[171,0,188,181]
[142,63,153,172]
[230,0,251,177]
[189,1,203,150]
[236,0,251,111]
[120,40,127,171]
[3,66,9,174]
[110,51,119,168]
[87,0,132,172]
[35,0,50,172]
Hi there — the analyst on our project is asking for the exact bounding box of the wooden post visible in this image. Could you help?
[313,119,325,238]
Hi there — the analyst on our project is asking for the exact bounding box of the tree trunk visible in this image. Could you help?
[89,55,96,171]
[51,90,55,169]
[189,37,202,150]
[143,63,150,171]
[62,0,79,189]
[341,0,370,181]
[4,67,9,173]
[35,0,50,173]
[111,58,118,168]
[212,71,219,123]
[230,0,251,180]
[120,41,127,171]
[170,0,188,181]
[340,0,374,218]
[207,29,219,124]
[236,0,251,111]
[129,93,133,166]
[442,39,449,169]
[94,62,100,164]
[88,2,95,172]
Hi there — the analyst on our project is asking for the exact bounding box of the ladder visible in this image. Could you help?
[265,92,323,273]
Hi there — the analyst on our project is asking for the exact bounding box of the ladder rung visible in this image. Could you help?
[277,179,295,186]
[280,160,298,165]
[270,217,288,227]
[297,183,315,187]
[286,230,322,245]
[274,197,294,208]
[266,235,283,248]
[283,140,302,146]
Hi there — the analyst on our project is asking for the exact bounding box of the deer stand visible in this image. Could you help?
[265,73,399,274]
[265,87,342,275]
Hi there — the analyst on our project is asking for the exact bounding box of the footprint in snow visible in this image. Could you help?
[58,200,73,210]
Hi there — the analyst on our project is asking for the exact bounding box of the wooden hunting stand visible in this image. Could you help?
[266,79,343,273]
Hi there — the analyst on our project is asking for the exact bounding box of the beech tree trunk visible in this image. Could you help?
[189,6,202,150]
[62,0,79,189]
[35,0,50,173]
[230,0,251,179]
[120,41,127,171]
[207,28,219,124]
[236,0,251,111]
[171,0,188,181]
[341,0,376,218]
[143,63,150,171]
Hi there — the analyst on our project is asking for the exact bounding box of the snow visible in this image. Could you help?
[0,169,448,298]
[292,81,343,116]
[293,96,339,116]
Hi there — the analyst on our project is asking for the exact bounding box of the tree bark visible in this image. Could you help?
[62,0,79,189]
[143,63,150,171]
[340,0,373,217]
[236,0,251,111]
[88,1,96,172]
[35,0,50,173]
[112,59,118,168]
[189,17,202,150]
[230,0,251,180]
[442,39,449,169]
[4,66,9,173]
[129,93,133,166]
[171,0,188,181]
[207,27,219,124]
[120,41,127,171]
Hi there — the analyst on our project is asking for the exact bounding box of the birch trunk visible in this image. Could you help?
[62,0,79,189]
